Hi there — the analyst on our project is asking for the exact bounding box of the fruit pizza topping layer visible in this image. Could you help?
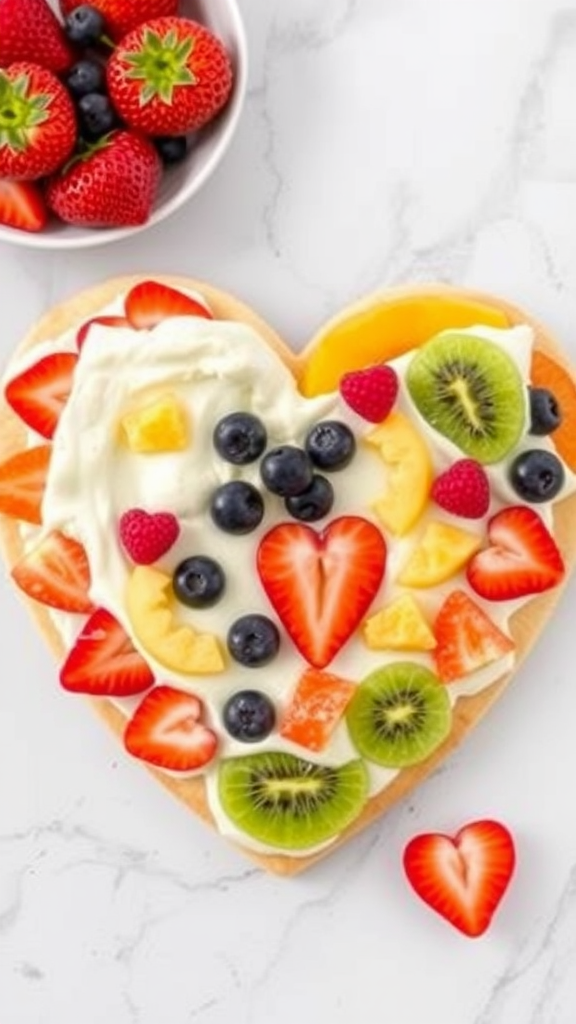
[0,0,234,233]
[1,281,574,856]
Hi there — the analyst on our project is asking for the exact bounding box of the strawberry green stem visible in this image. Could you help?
[0,72,50,152]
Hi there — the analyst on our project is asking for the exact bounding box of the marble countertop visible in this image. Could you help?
[1,2,576,1022]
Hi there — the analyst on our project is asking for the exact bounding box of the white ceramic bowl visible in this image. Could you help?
[0,0,248,249]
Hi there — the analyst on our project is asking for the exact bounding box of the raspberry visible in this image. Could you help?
[119,509,180,565]
[339,365,399,423]
[431,460,490,519]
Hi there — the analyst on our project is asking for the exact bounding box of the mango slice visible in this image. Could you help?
[126,566,224,674]
[398,522,482,588]
[367,411,433,536]
[121,392,189,453]
[363,594,436,651]
[301,294,509,396]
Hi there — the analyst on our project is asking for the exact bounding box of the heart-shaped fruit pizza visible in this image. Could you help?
[1,276,575,876]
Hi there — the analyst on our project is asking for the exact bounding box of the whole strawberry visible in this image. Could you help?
[0,0,74,74]
[0,63,76,180]
[46,130,162,227]
[59,0,178,41]
[107,17,233,136]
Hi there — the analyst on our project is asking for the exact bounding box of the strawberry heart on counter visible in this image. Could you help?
[257,516,387,669]
[403,819,516,937]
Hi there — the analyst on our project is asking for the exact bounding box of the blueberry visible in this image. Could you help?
[529,387,562,436]
[285,474,334,522]
[213,412,267,465]
[210,481,264,534]
[305,420,356,471]
[66,60,105,99]
[154,135,189,166]
[64,5,106,46]
[223,690,276,742]
[78,93,116,139]
[509,449,565,502]
[227,614,280,667]
[260,446,313,497]
[173,556,225,608]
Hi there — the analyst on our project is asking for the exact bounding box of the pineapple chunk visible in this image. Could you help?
[363,594,436,651]
[398,521,482,588]
[367,411,433,536]
[126,566,224,674]
[121,392,189,453]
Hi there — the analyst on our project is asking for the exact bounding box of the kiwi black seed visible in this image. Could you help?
[346,662,452,768]
[218,751,368,850]
[406,332,526,464]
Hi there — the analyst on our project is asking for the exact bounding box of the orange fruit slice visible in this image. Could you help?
[531,350,576,473]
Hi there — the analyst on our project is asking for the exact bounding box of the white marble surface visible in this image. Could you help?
[1,2,576,1022]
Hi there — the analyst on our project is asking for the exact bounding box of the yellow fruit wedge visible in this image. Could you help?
[121,392,189,453]
[398,522,482,588]
[363,594,437,651]
[301,293,509,396]
[367,411,433,536]
[126,566,224,674]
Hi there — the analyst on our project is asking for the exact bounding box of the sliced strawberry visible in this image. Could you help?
[124,685,218,772]
[12,530,93,613]
[5,352,78,440]
[433,590,515,684]
[467,506,565,601]
[0,180,48,233]
[403,819,516,937]
[257,516,386,669]
[76,316,131,351]
[60,607,154,696]
[0,445,51,525]
[124,280,213,330]
[280,668,356,752]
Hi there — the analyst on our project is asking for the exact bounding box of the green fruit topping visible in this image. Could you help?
[218,751,368,850]
[346,662,451,768]
[406,331,526,464]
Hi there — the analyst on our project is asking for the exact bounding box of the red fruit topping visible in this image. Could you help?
[257,516,386,669]
[59,0,179,41]
[46,130,161,229]
[124,685,218,772]
[5,352,78,440]
[403,819,516,937]
[60,607,154,696]
[0,180,47,233]
[0,63,76,180]
[0,0,74,73]
[12,530,94,613]
[119,508,180,565]
[77,316,131,351]
[339,364,399,423]
[0,445,51,525]
[107,17,233,136]
[431,459,490,519]
[433,590,515,684]
[280,668,356,752]
[467,506,565,601]
[125,280,212,330]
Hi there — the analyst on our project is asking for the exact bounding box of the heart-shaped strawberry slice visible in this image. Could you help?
[124,685,218,772]
[257,515,386,668]
[403,819,516,937]
[467,506,564,601]
[119,508,180,565]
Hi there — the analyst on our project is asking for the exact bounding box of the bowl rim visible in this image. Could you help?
[0,0,249,251]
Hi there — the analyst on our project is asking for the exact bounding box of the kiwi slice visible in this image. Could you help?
[406,332,525,463]
[346,662,451,768]
[218,752,368,850]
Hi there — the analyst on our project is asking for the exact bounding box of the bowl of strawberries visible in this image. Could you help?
[0,0,247,247]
